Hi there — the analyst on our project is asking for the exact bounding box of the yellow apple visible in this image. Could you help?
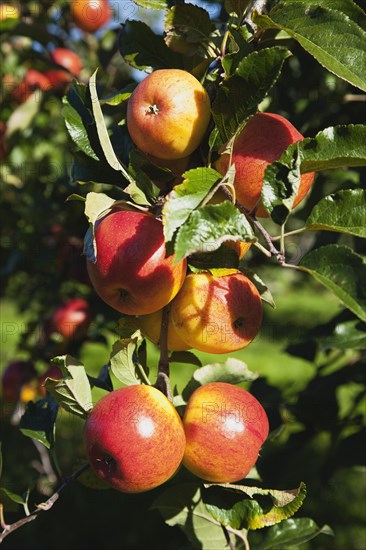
[138,309,191,351]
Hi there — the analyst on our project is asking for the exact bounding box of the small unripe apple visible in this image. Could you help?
[50,298,92,340]
[170,271,262,353]
[127,69,211,160]
[138,309,191,352]
[71,0,112,33]
[84,385,186,493]
[86,210,187,315]
[215,112,315,216]
[1,361,37,402]
[183,382,269,482]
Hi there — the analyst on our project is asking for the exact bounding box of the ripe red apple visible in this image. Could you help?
[183,382,269,482]
[39,365,63,397]
[71,0,112,33]
[83,385,186,493]
[170,270,262,353]
[126,69,211,160]
[50,298,92,340]
[1,360,37,402]
[215,112,315,216]
[51,48,82,76]
[86,210,187,315]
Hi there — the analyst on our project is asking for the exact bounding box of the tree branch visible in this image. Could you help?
[0,463,90,543]
[154,305,173,402]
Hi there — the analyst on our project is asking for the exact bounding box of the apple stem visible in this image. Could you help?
[154,305,173,402]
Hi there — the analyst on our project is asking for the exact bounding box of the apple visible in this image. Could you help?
[126,69,211,160]
[25,69,52,91]
[86,210,187,315]
[215,112,315,217]
[39,365,63,397]
[170,270,262,353]
[182,382,269,483]
[83,385,186,493]
[50,298,92,340]
[1,360,37,402]
[50,48,82,76]
[138,309,191,352]
[71,0,112,33]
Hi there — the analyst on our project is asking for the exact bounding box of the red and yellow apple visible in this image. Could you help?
[215,112,315,216]
[50,298,92,340]
[71,0,112,33]
[183,382,269,482]
[86,210,187,315]
[1,360,37,402]
[83,385,185,493]
[170,270,262,353]
[127,69,211,160]
[138,309,191,352]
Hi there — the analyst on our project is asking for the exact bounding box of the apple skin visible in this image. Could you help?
[170,271,262,354]
[71,0,111,33]
[50,298,92,340]
[182,382,269,483]
[215,112,315,217]
[127,69,211,160]
[138,309,191,352]
[83,385,186,493]
[86,210,187,315]
[50,48,82,76]
[1,361,37,402]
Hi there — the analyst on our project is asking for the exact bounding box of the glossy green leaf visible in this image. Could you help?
[19,396,59,449]
[152,484,229,550]
[174,201,254,262]
[262,125,366,222]
[286,0,366,29]
[306,188,366,237]
[119,20,182,72]
[320,320,366,351]
[183,358,258,400]
[164,4,215,57]
[205,482,307,530]
[300,245,366,322]
[240,269,276,309]
[89,71,132,183]
[212,47,291,146]
[256,517,334,549]
[100,83,136,106]
[0,488,26,506]
[221,28,252,77]
[109,334,147,387]
[254,2,366,91]
[169,351,202,367]
[133,0,168,9]
[63,83,99,161]
[45,355,93,419]
[163,168,222,242]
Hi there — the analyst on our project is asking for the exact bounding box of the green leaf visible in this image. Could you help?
[110,335,147,386]
[133,0,168,9]
[19,396,59,449]
[320,320,366,351]
[256,517,334,549]
[254,2,366,91]
[183,358,257,401]
[204,482,307,530]
[0,488,26,506]
[119,20,182,72]
[89,71,132,183]
[63,83,99,161]
[174,202,254,262]
[5,92,40,138]
[300,245,366,322]
[82,192,116,262]
[152,484,228,550]
[212,47,291,146]
[306,188,366,237]
[164,4,215,57]
[163,168,222,242]
[261,125,366,222]
[240,270,276,309]
[170,351,202,367]
[45,356,93,419]
[100,83,136,106]
[221,28,253,77]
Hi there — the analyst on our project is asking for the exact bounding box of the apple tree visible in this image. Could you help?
[1,1,365,549]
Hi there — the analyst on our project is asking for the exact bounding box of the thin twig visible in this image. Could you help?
[0,463,90,544]
[222,524,236,550]
[154,305,173,402]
